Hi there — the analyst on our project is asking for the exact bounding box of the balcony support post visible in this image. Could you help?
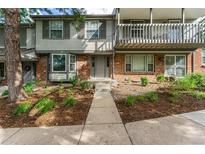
[182,8,185,23]
[150,8,153,24]
[117,8,120,25]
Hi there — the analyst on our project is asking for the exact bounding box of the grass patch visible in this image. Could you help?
[64,96,76,106]
[125,95,136,105]
[156,74,165,83]
[12,102,32,116]
[35,97,55,113]
[140,77,149,86]
[80,80,91,90]
[70,77,78,87]
[23,82,34,93]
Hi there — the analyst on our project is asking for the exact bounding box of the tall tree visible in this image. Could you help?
[2,8,27,102]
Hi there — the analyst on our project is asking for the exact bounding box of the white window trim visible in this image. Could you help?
[164,54,186,77]
[125,54,154,72]
[0,62,5,79]
[85,20,100,39]
[49,21,64,39]
[69,54,76,73]
[202,49,205,65]
[52,54,67,73]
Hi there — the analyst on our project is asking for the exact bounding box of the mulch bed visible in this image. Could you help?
[0,86,94,128]
[112,88,205,124]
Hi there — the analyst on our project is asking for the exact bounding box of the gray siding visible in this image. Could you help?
[35,20,113,52]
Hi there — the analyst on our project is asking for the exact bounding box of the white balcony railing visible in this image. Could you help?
[116,23,205,44]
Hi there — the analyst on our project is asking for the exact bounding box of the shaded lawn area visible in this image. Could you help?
[0,84,94,128]
[112,81,205,124]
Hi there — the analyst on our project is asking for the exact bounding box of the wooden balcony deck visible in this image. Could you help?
[115,23,205,50]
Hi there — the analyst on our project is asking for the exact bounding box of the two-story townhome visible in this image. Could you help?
[0,18,36,85]
[0,8,205,86]
[114,8,205,81]
[31,14,115,82]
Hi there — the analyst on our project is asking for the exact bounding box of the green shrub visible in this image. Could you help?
[1,90,8,97]
[70,77,78,87]
[67,88,74,96]
[168,90,181,103]
[188,91,205,100]
[12,102,32,115]
[80,80,91,90]
[140,77,149,86]
[144,91,159,102]
[23,82,34,93]
[190,73,205,88]
[64,96,76,106]
[125,95,136,105]
[35,97,55,113]
[174,77,196,90]
[156,74,165,83]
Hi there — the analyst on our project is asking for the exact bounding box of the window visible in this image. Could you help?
[69,54,76,72]
[85,21,99,39]
[52,54,66,72]
[202,49,205,65]
[125,55,154,72]
[0,62,5,79]
[165,55,186,77]
[49,21,63,39]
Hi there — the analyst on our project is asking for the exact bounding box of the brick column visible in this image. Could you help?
[36,54,48,83]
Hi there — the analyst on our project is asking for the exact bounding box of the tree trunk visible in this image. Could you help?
[3,9,27,102]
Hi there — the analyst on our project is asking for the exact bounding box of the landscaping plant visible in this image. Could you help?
[35,97,55,113]
[70,77,78,87]
[190,73,205,88]
[168,90,181,103]
[64,96,76,106]
[127,77,132,83]
[188,91,205,100]
[125,95,136,105]
[173,76,196,90]
[140,77,149,86]
[1,90,9,97]
[144,91,159,102]
[80,80,91,90]
[12,102,32,116]
[156,74,165,83]
[23,82,34,93]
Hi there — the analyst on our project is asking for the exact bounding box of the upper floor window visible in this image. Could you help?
[0,62,5,79]
[202,49,205,65]
[85,21,99,39]
[49,21,63,39]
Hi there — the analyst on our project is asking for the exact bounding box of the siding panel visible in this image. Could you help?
[42,20,49,39]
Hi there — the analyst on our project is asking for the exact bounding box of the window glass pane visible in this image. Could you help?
[0,63,4,78]
[51,30,62,39]
[203,57,205,64]
[176,67,185,77]
[70,64,75,72]
[148,64,153,72]
[86,21,99,39]
[147,55,154,64]
[69,55,76,72]
[165,66,175,76]
[51,21,63,30]
[202,49,205,64]
[176,56,185,65]
[126,56,131,64]
[133,56,145,71]
[166,56,175,65]
[126,64,131,72]
[70,55,76,63]
[53,55,66,72]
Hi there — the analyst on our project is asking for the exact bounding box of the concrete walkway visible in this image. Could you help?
[79,82,132,144]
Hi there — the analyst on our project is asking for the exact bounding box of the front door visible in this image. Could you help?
[91,56,109,78]
[22,62,35,83]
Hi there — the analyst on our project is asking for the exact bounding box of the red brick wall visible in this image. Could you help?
[187,48,205,74]
[36,54,48,82]
[77,54,91,80]
[114,53,164,81]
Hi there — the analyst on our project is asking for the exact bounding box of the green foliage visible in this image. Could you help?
[190,73,205,88]
[188,91,205,100]
[156,74,165,83]
[67,88,74,96]
[140,77,149,86]
[35,97,55,113]
[127,77,132,83]
[80,80,91,90]
[23,82,34,93]
[1,90,8,97]
[64,96,76,106]
[125,95,136,105]
[143,91,159,102]
[174,77,196,90]
[12,102,32,116]
[168,90,181,103]
[70,77,78,87]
